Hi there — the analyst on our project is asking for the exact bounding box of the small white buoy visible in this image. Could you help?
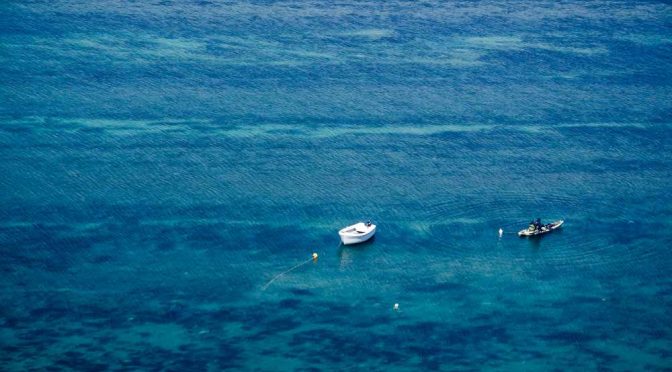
[498,228,503,237]
[312,253,318,260]
[393,303,399,311]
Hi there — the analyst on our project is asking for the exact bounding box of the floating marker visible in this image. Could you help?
[393,303,399,311]
[312,253,318,260]
[498,228,503,237]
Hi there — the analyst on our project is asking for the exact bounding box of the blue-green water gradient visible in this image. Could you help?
[1,1,671,370]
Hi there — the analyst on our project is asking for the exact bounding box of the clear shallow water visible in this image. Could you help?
[1,1,672,370]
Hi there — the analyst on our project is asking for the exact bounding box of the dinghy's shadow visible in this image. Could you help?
[337,236,377,268]
[526,227,563,249]
[527,236,542,249]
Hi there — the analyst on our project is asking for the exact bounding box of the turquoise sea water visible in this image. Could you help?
[1,1,672,370]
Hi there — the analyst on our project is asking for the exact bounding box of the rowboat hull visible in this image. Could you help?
[339,223,377,245]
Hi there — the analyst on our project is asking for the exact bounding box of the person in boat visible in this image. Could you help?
[528,220,536,232]
[366,220,372,227]
[534,218,543,232]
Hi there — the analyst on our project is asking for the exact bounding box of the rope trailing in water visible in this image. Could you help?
[262,253,318,291]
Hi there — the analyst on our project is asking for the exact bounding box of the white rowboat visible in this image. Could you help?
[339,222,376,245]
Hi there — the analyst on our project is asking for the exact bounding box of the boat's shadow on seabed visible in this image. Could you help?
[336,236,377,269]
[526,227,564,249]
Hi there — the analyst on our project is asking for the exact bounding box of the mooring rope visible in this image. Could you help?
[261,241,342,291]
[261,253,318,291]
